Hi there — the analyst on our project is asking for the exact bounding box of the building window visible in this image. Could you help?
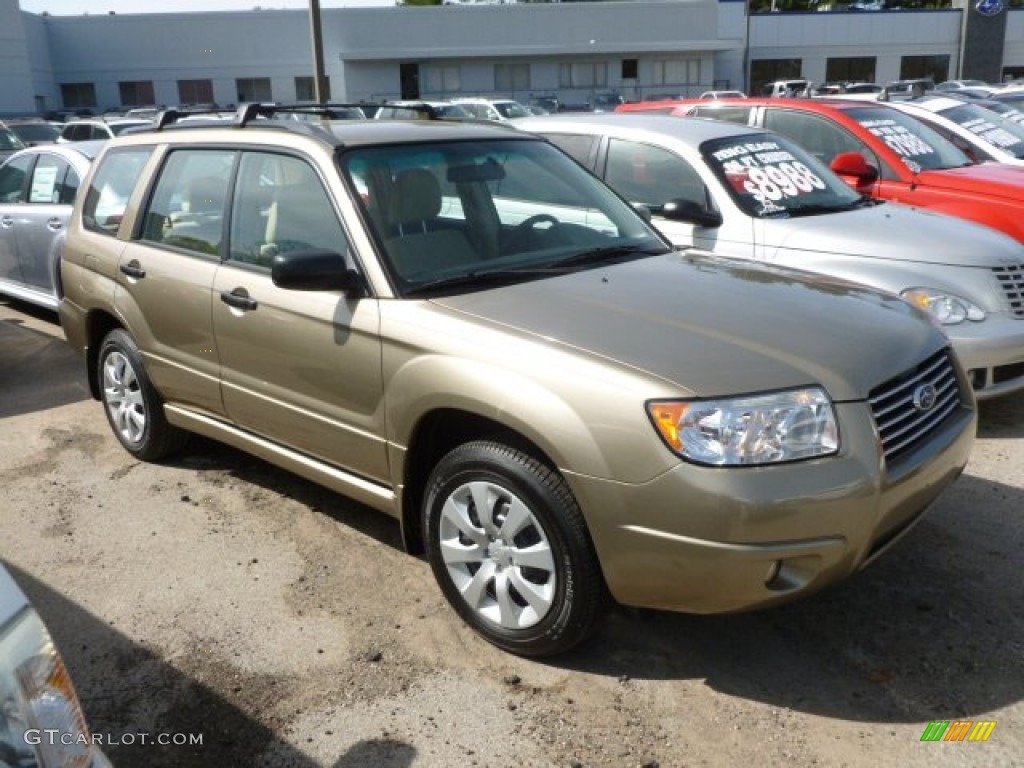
[750,58,802,96]
[118,80,155,106]
[424,65,461,94]
[622,59,638,80]
[60,82,97,109]
[236,77,273,103]
[296,76,330,102]
[825,57,876,85]
[495,63,530,92]
[651,59,701,86]
[900,55,949,83]
[178,79,214,105]
[559,62,608,89]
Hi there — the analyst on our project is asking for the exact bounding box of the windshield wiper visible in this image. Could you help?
[549,244,670,269]
[403,267,565,297]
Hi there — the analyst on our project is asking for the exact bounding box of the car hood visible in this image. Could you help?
[763,202,1024,266]
[917,163,1024,200]
[432,252,945,401]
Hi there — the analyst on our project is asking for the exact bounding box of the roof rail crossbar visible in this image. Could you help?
[154,109,181,130]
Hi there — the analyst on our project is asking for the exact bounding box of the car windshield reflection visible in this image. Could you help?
[341,139,668,295]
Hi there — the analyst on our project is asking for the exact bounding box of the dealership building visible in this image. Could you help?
[1,0,1023,116]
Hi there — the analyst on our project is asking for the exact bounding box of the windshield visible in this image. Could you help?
[494,102,531,119]
[340,138,668,296]
[845,106,972,171]
[109,122,149,135]
[940,103,1024,159]
[0,129,26,151]
[10,123,60,143]
[702,132,861,218]
[984,102,1024,126]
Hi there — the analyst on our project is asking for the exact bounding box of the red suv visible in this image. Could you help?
[618,97,1024,243]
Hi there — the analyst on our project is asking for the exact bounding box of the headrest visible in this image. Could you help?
[389,169,442,226]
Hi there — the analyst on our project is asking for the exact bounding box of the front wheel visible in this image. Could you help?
[423,440,607,656]
[97,329,188,461]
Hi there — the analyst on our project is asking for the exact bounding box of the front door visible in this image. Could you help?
[211,150,388,482]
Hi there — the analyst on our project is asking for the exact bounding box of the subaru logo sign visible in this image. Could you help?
[913,384,938,412]
[975,0,1004,16]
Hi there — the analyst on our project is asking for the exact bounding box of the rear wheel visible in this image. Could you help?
[423,440,607,656]
[97,329,188,461]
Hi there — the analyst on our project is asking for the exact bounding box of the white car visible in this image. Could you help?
[0,564,111,768]
[883,95,1024,166]
[449,98,532,120]
[515,112,1024,399]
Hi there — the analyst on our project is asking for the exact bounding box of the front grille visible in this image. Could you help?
[992,264,1024,318]
[868,349,962,462]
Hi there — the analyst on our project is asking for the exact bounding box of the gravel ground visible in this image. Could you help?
[1,297,1021,768]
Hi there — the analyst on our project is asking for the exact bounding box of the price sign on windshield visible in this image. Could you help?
[860,118,936,159]
[711,140,826,207]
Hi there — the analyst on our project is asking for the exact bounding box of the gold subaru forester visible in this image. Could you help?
[59,105,975,656]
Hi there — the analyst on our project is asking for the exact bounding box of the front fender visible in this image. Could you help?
[385,353,677,485]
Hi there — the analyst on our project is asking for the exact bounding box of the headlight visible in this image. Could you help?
[17,646,93,768]
[901,288,985,325]
[647,387,839,466]
[1,610,94,768]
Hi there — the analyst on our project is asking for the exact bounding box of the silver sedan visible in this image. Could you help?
[0,141,103,310]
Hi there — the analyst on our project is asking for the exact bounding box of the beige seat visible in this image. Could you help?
[384,169,478,278]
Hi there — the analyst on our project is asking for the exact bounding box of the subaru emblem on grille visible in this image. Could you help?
[912,383,937,412]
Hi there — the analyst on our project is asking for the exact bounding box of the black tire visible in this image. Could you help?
[96,328,188,461]
[423,440,607,657]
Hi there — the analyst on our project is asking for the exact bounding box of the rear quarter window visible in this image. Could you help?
[82,147,153,236]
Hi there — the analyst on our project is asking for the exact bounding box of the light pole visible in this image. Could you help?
[309,0,328,103]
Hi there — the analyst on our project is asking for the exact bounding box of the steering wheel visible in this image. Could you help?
[503,213,560,253]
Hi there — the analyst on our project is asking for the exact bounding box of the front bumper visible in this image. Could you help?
[565,399,975,613]
[945,314,1024,400]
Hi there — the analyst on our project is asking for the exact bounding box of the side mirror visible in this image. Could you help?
[660,198,723,228]
[632,202,653,223]
[830,152,879,183]
[271,250,365,294]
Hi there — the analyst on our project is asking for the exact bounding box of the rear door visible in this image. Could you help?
[115,146,228,415]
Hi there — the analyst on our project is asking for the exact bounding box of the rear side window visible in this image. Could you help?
[689,105,753,125]
[27,155,73,204]
[82,148,153,236]
[544,133,599,168]
[141,149,236,256]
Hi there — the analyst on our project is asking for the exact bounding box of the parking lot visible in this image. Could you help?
[1,295,1022,768]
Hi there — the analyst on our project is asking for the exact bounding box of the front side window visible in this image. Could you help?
[341,138,666,295]
[845,106,971,172]
[141,149,235,256]
[703,132,861,219]
[604,139,708,210]
[762,109,872,168]
[0,155,33,204]
[229,152,348,268]
[82,148,153,236]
